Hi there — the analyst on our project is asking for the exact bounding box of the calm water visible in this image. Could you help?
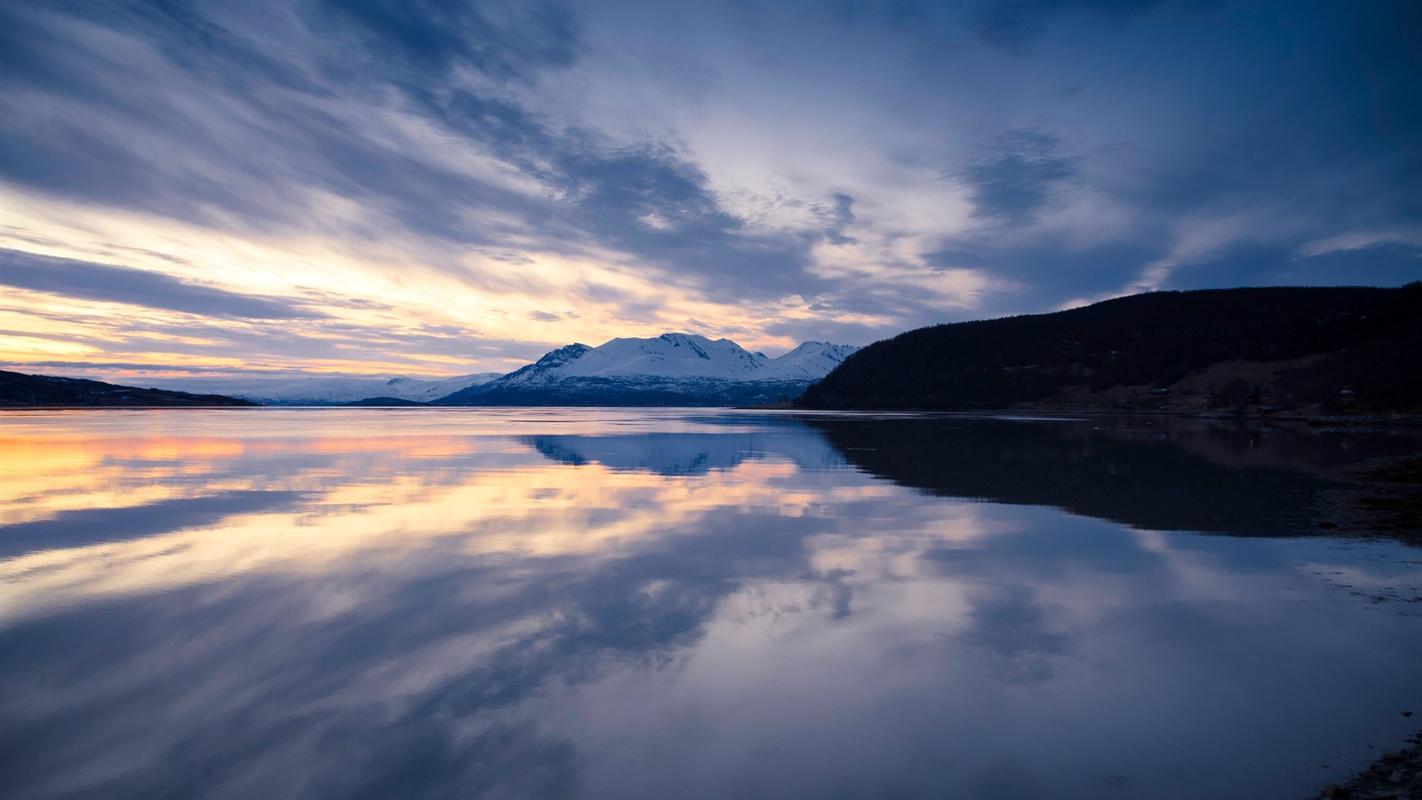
[1,409,1420,800]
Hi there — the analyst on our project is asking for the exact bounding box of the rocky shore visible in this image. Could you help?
[1316,730,1422,799]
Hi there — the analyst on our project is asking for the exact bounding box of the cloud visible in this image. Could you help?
[1,0,1420,373]
[0,249,321,320]
[954,129,1078,226]
[922,238,1164,312]
[0,2,824,302]
[1165,241,1422,291]
[549,140,815,295]
[0,3,561,243]
[315,0,581,79]
[969,0,1172,52]
[813,193,858,245]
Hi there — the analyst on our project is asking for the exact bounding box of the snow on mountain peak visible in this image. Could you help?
[497,333,855,385]
[759,341,859,380]
[534,343,593,368]
[141,334,857,406]
[552,333,768,379]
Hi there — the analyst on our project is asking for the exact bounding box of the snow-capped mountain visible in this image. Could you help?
[143,372,503,405]
[495,334,855,385]
[372,373,505,403]
[438,334,858,406]
[757,342,861,381]
[136,334,857,406]
[497,343,595,385]
[549,333,769,380]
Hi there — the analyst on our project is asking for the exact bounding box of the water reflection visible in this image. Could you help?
[0,409,1419,800]
[800,413,1422,536]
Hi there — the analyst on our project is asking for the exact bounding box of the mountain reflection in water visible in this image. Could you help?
[0,408,1419,800]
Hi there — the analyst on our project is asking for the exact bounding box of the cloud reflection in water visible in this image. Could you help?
[0,409,1419,800]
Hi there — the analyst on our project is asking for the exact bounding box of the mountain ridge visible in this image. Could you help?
[798,284,1422,414]
[110,334,858,406]
[0,370,255,407]
[438,334,858,406]
[132,372,504,405]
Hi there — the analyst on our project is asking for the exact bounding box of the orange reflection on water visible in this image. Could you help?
[0,410,903,626]
[5,409,1422,800]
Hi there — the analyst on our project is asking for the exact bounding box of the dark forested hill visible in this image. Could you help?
[798,284,1422,414]
[0,370,256,407]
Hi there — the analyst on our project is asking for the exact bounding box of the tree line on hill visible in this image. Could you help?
[798,284,1422,415]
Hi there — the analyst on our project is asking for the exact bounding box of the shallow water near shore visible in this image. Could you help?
[1,408,1420,799]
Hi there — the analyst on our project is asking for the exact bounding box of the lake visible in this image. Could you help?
[1,408,1420,799]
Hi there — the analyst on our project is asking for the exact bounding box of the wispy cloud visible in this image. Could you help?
[0,0,1417,375]
[954,129,1078,227]
[0,249,320,320]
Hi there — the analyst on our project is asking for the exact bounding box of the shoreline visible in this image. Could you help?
[783,403,1422,428]
[1315,729,1421,799]
[4,401,1422,430]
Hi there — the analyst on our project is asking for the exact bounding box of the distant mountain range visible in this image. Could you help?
[438,334,858,406]
[10,285,1420,413]
[146,372,504,405]
[0,370,255,407]
[799,284,1422,415]
[54,334,858,407]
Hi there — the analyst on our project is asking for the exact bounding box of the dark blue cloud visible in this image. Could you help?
[916,0,1422,311]
[1111,6,1421,226]
[315,0,580,79]
[0,1,819,302]
[0,249,323,319]
[815,193,858,245]
[955,129,1078,226]
[968,0,1173,51]
[423,91,817,295]
[923,239,1167,311]
[1276,244,1422,288]
[1,0,1420,344]
[0,3,550,238]
[1163,242,1422,293]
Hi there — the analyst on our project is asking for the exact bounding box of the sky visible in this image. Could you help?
[1,0,1419,380]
